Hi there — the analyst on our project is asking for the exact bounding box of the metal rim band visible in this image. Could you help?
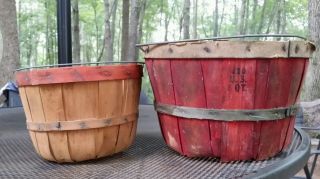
[155,103,299,121]
[27,113,138,132]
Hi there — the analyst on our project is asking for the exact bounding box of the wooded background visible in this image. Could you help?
[17,0,308,66]
[0,0,319,103]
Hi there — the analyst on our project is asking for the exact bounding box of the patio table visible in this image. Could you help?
[0,105,310,179]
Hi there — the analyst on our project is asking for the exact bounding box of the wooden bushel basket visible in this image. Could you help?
[140,35,315,161]
[16,63,143,162]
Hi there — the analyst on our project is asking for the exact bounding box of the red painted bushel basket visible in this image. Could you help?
[140,35,315,161]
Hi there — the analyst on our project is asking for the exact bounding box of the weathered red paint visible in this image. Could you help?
[146,59,183,153]
[16,64,143,86]
[146,58,307,161]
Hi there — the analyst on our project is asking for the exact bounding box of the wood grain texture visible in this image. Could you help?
[18,65,142,163]
[257,59,292,159]
[143,41,314,59]
[25,86,55,161]
[16,64,143,86]
[219,59,256,161]
[171,60,212,157]
[146,57,308,161]
[201,59,223,157]
[62,82,99,162]
[148,59,183,153]
[98,80,125,157]
[115,79,140,152]
[252,59,270,159]
[39,84,72,162]
[283,59,307,149]
[18,87,40,155]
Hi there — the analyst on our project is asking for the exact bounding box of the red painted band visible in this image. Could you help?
[16,64,143,86]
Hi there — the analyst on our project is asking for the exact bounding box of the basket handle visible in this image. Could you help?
[136,34,308,53]
[16,61,145,71]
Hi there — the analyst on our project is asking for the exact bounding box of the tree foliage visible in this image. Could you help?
[16,0,309,101]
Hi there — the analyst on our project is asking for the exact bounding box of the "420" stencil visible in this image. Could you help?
[230,67,247,92]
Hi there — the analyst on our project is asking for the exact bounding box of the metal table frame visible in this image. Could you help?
[0,106,311,179]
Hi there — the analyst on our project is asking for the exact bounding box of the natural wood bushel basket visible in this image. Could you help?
[16,64,143,163]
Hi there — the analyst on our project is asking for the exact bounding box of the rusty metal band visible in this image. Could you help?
[155,103,299,121]
[27,113,138,132]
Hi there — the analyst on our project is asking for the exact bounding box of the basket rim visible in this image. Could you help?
[16,62,143,86]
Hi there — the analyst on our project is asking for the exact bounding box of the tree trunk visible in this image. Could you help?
[121,0,130,61]
[110,0,119,61]
[164,0,170,41]
[265,1,279,34]
[91,2,103,61]
[0,0,20,87]
[243,0,249,34]
[218,0,225,36]
[136,0,147,59]
[239,0,246,35]
[280,0,286,34]
[200,14,208,37]
[256,0,267,34]
[103,0,118,61]
[127,0,140,61]
[213,0,218,37]
[250,0,258,34]
[182,0,190,39]
[275,0,283,41]
[72,0,81,63]
[164,11,170,41]
[45,1,51,64]
[192,0,198,39]
[302,0,320,101]
[233,0,239,27]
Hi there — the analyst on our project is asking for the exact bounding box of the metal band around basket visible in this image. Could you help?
[155,103,299,121]
[27,113,138,132]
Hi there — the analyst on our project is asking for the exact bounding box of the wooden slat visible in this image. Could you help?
[150,59,182,153]
[115,122,133,153]
[237,60,256,160]
[24,86,55,161]
[115,79,140,152]
[129,119,138,144]
[171,60,212,157]
[258,59,292,159]
[18,87,40,155]
[220,59,257,161]
[283,59,307,149]
[97,80,125,157]
[39,84,72,162]
[63,82,98,162]
[145,60,166,142]
[219,59,239,161]
[124,78,140,145]
[201,59,223,157]
[252,59,270,159]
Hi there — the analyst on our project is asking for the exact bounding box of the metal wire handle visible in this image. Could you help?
[16,61,145,71]
[136,34,308,48]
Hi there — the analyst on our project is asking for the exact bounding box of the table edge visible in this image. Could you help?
[245,127,311,179]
